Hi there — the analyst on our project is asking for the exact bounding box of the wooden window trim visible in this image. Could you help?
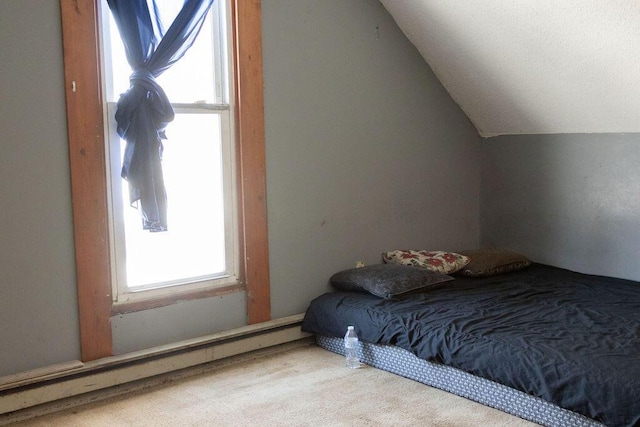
[60,0,270,362]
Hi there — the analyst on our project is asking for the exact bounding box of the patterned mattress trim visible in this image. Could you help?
[316,335,603,427]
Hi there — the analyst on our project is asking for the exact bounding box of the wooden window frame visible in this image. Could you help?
[60,0,270,362]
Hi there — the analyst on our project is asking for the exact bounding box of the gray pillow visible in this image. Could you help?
[330,264,454,298]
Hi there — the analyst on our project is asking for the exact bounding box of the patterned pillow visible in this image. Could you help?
[330,264,454,298]
[457,248,531,277]
[382,250,470,274]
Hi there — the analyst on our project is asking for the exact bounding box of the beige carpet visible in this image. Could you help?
[15,343,539,426]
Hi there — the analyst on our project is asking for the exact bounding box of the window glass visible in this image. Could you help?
[122,113,227,290]
[105,7,218,103]
[100,0,236,300]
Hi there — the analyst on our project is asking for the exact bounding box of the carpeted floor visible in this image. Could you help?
[14,343,538,426]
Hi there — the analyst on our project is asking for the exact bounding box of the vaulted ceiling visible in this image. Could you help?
[380,0,640,137]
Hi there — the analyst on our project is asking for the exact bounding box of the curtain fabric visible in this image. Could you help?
[107,0,215,231]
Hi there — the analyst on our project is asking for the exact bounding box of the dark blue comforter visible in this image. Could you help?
[302,264,640,427]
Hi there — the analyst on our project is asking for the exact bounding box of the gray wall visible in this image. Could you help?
[0,1,81,376]
[0,0,480,376]
[263,0,481,317]
[481,133,640,281]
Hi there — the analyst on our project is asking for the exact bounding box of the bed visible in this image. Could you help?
[301,255,640,427]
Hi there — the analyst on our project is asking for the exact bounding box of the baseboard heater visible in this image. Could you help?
[0,313,310,419]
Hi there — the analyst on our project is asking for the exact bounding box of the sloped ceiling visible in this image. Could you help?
[380,0,640,137]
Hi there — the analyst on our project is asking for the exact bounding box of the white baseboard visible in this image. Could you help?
[0,314,310,420]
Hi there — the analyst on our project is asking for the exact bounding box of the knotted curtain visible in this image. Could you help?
[107,0,215,231]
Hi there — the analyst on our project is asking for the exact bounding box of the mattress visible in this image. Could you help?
[302,264,640,427]
[315,335,602,427]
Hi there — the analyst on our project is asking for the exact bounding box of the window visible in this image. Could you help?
[60,0,270,362]
[100,0,239,304]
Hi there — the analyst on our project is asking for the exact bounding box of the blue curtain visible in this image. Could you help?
[107,0,215,231]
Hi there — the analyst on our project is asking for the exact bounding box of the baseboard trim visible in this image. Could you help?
[0,313,310,418]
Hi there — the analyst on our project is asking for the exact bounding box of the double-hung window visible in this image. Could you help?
[61,0,269,361]
[100,0,239,304]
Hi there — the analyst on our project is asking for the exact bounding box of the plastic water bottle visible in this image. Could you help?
[344,326,360,369]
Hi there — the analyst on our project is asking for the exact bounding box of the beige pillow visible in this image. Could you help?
[457,249,531,277]
[382,250,470,274]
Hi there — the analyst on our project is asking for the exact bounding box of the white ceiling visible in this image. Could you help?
[380,0,640,137]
